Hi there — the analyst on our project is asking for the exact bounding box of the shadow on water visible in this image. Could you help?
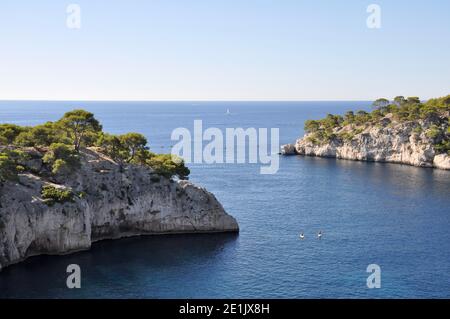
[297,155,449,197]
[0,232,239,298]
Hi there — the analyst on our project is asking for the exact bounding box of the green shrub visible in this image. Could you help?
[145,154,190,180]
[304,120,320,133]
[426,125,442,139]
[43,143,80,174]
[51,159,72,174]
[434,139,450,155]
[41,185,74,205]
[0,124,26,144]
[0,150,28,182]
[306,135,319,145]
[0,153,19,182]
[413,126,423,134]
[371,109,383,121]
[320,114,343,129]
[372,98,390,110]
[354,110,371,125]
[97,132,149,164]
[305,130,336,145]
[338,132,355,142]
[77,191,87,199]
[343,111,355,125]
[15,122,67,147]
[352,128,364,136]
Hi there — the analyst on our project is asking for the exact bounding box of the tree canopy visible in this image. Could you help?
[0,109,190,180]
[372,98,390,110]
[303,95,450,154]
[56,109,102,151]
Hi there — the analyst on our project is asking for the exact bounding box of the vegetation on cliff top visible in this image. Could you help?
[0,150,25,182]
[303,95,450,154]
[41,185,75,205]
[0,109,190,183]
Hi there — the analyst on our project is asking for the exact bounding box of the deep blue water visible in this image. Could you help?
[0,101,449,298]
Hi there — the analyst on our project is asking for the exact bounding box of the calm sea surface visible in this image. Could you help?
[0,101,449,298]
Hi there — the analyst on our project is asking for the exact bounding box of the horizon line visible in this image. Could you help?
[0,98,377,103]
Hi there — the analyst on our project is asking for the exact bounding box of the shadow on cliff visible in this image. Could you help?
[0,233,239,298]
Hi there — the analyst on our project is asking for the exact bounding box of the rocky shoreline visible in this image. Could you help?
[0,148,239,271]
[281,118,450,170]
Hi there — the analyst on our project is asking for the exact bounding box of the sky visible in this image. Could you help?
[0,0,449,101]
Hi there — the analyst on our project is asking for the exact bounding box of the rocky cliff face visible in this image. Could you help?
[281,118,450,170]
[0,148,238,271]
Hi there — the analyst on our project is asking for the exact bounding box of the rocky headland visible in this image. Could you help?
[281,95,450,170]
[0,147,238,271]
[0,110,238,271]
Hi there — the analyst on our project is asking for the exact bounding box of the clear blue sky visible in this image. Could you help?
[0,0,449,101]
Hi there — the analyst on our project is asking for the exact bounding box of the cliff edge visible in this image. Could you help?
[0,148,238,271]
[281,95,450,170]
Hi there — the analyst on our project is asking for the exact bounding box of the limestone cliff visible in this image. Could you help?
[281,116,450,170]
[0,148,238,271]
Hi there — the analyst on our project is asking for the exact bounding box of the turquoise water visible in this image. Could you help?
[0,101,449,298]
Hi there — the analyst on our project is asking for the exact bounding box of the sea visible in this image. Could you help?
[0,101,449,298]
